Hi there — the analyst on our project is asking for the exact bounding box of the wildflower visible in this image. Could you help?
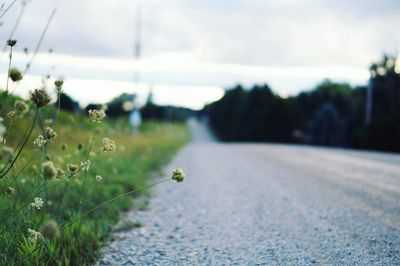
[88,109,106,123]
[7,39,17,47]
[7,111,15,119]
[54,80,64,91]
[61,143,68,150]
[14,100,29,116]
[6,186,14,196]
[56,168,65,179]
[95,175,103,182]
[30,89,52,108]
[77,143,84,150]
[30,197,44,210]
[44,127,57,140]
[45,155,52,161]
[80,160,91,172]
[171,168,185,183]
[9,68,23,82]
[0,146,13,162]
[28,229,43,243]
[33,135,46,148]
[40,220,60,239]
[102,138,116,153]
[67,163,79,173]
[42,161,57,180]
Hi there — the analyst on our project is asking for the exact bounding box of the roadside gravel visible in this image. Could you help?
[100,120,400,265]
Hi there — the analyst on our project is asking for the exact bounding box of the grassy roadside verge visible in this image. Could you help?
[0,106,189,265]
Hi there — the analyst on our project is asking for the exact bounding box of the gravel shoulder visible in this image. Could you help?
[100,119,400,265]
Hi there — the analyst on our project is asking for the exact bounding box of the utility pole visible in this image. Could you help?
[134,0,141,84]
[129,0,142,131]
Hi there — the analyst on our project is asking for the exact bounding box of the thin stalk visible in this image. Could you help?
[5,46,13,95]
[53,89,61,128]
[0,172,77,224]
[78,130,96,204]
[24,7,57,75]
[0,108,38,179]
[0,0,17,20]
[2,118,13,146]
[1,2,27,56]
[10,150,39,188]
[62,178,171,229]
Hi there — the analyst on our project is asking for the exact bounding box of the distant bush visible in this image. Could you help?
[206,54,400,152]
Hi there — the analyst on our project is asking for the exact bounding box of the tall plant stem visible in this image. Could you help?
[5,46,13,95]
[62,178,171,229]
[0,108,38,179]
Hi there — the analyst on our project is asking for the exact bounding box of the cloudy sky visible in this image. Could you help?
[1,0,399,109]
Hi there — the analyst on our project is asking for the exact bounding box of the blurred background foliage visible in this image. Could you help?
[205,54,400,152]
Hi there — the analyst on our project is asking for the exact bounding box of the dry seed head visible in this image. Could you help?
[95,175,103,182]
[44,127,57,140]
[56,168,65,178]
[14,100,29,115]
[6,186,14,196]
[7,39,17,47]
[30,89,52,108]
[42,161,57,180]
[7,111,15,119]
[171,168,185,183]
[40,220,60,239]
[54,80,64,91]
[67,163,79,173]
[9,68,23,82]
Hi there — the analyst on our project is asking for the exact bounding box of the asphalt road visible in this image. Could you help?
[100,119,400,265]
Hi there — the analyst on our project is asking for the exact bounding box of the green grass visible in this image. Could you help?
[0,100,189,265]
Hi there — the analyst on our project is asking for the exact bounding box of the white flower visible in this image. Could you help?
[30,197,44,210]
[88,109,106,123]
[80,160,91,172]
[95,175,103,182]
[102,138,116,153]
[33,135,46,148]
[28,228,43,243]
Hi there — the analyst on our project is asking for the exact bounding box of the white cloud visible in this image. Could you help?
[0,0,398,108]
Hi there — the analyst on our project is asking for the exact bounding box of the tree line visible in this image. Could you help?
[205,55,400,152]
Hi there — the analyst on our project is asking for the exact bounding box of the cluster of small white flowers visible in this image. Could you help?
[33,135,46,148]
[80,160,91,172]
[28,228,43,243]
[102,138,116,153]
[88,109,106,123]
[30,197,44,210]
[95,175,103,182]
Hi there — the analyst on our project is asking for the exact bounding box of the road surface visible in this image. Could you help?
[100,119,400,265]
